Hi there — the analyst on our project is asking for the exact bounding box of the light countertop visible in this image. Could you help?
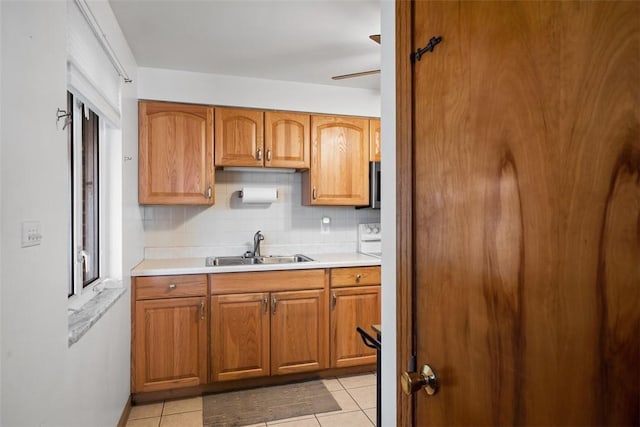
[131,252,381,277]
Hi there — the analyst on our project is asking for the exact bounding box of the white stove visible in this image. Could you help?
[358,223,381,258]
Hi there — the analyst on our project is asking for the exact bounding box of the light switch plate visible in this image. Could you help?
[21,221,42,247]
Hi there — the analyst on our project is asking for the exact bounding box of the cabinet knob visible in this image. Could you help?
[356,274,362,282]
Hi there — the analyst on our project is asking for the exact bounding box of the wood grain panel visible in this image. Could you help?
[405,1,640,425]
[214,107,264,167]
[270,289,329,375]
[302,115,370,206]
[395,0,414,424]
[134,297,207,392]
[369,119,381,162]
[330,266,381,287]
[135,275,207,300]
[211,293,270,381]
[139,101,214,205]
[265,111,310,169]
[210,269,326,294]
[330,286,381,368]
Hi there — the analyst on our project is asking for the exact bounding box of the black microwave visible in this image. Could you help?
[358,162,381,209]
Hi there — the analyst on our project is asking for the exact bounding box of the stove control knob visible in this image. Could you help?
[373,227,380,234]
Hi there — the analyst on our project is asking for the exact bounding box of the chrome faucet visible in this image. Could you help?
[252,230,265,257]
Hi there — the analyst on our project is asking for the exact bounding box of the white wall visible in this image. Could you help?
[1,2,69,425]
[138,67,382,256]
[380,0,397,424]
[0,2,140,426]
[138,67,381,118]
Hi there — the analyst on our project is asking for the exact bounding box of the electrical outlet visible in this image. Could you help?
[21,221,42,247]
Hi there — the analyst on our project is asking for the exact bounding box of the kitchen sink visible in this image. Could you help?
[206,254,313,267]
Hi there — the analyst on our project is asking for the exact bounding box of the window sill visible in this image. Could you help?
[68,284,127,347]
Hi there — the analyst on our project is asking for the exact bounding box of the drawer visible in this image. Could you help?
[210,269,326,294]
[330,266,380,288]
[135,275,207,300]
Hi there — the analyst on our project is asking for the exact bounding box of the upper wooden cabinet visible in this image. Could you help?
[215,108,310,169]
[138,101,214,205]
[369,119,381,162]
[264,111,310,168]
[214,107,264,167]
[302,115,370,206]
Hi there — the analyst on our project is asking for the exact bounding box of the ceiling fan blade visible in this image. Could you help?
[369,34,381,44]
[331,69,380,80]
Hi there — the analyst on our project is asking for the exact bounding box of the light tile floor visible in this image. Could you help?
[126,373,377,427]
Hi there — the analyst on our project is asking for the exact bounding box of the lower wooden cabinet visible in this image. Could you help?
[210,292,270,381]
[132,267,379,395]
[330,286,381,367]
[133,296,208,392]
[211,288,328,381]
[330,267,381,368]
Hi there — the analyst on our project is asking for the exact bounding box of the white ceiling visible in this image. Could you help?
[108,0,381,90]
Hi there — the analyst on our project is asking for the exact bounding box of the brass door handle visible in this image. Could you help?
[401,364,440,396]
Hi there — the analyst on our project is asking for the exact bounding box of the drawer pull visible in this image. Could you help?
[168,283,176,289]
[356,274,362,283]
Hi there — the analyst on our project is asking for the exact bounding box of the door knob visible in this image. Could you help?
[401,364,439,396]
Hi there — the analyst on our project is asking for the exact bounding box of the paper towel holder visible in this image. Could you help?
[239,189,279,199]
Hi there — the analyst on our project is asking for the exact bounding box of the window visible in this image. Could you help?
[68,91,101,297]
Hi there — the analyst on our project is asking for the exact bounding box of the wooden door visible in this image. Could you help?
[397,1,640,425]
[138,101,214,205]
[330,286,381,368]
[270,289,329,375]
[369,119,381,162]
[210,293,270,381]
[133,297,208,392]
[264,111,310,169]
[214,107,264,167]
[302,115,370,205]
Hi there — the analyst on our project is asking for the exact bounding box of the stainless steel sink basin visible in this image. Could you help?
[206,254,313,267]
[257,254,314,264]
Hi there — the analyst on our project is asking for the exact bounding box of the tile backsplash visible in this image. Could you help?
[143,170,380,258]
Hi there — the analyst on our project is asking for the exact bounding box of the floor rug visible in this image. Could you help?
[203,380,341,427]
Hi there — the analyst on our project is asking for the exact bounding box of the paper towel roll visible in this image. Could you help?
[240,187,278,203]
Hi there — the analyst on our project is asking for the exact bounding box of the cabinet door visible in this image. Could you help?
[264,111,310,169]
[214,107,264,167]
[211,293,270,381]
[369,118,381,162]
[270,289,329,375]
[138,101,214,205]
[330,286,380,368]
[303,115,370,205]
[133,297,208,392]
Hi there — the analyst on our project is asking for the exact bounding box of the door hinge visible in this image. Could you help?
[411,36,443,63]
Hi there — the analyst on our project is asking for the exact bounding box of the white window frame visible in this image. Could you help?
[68,92,107,303]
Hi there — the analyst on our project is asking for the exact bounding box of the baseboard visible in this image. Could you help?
[117,395,132,427]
